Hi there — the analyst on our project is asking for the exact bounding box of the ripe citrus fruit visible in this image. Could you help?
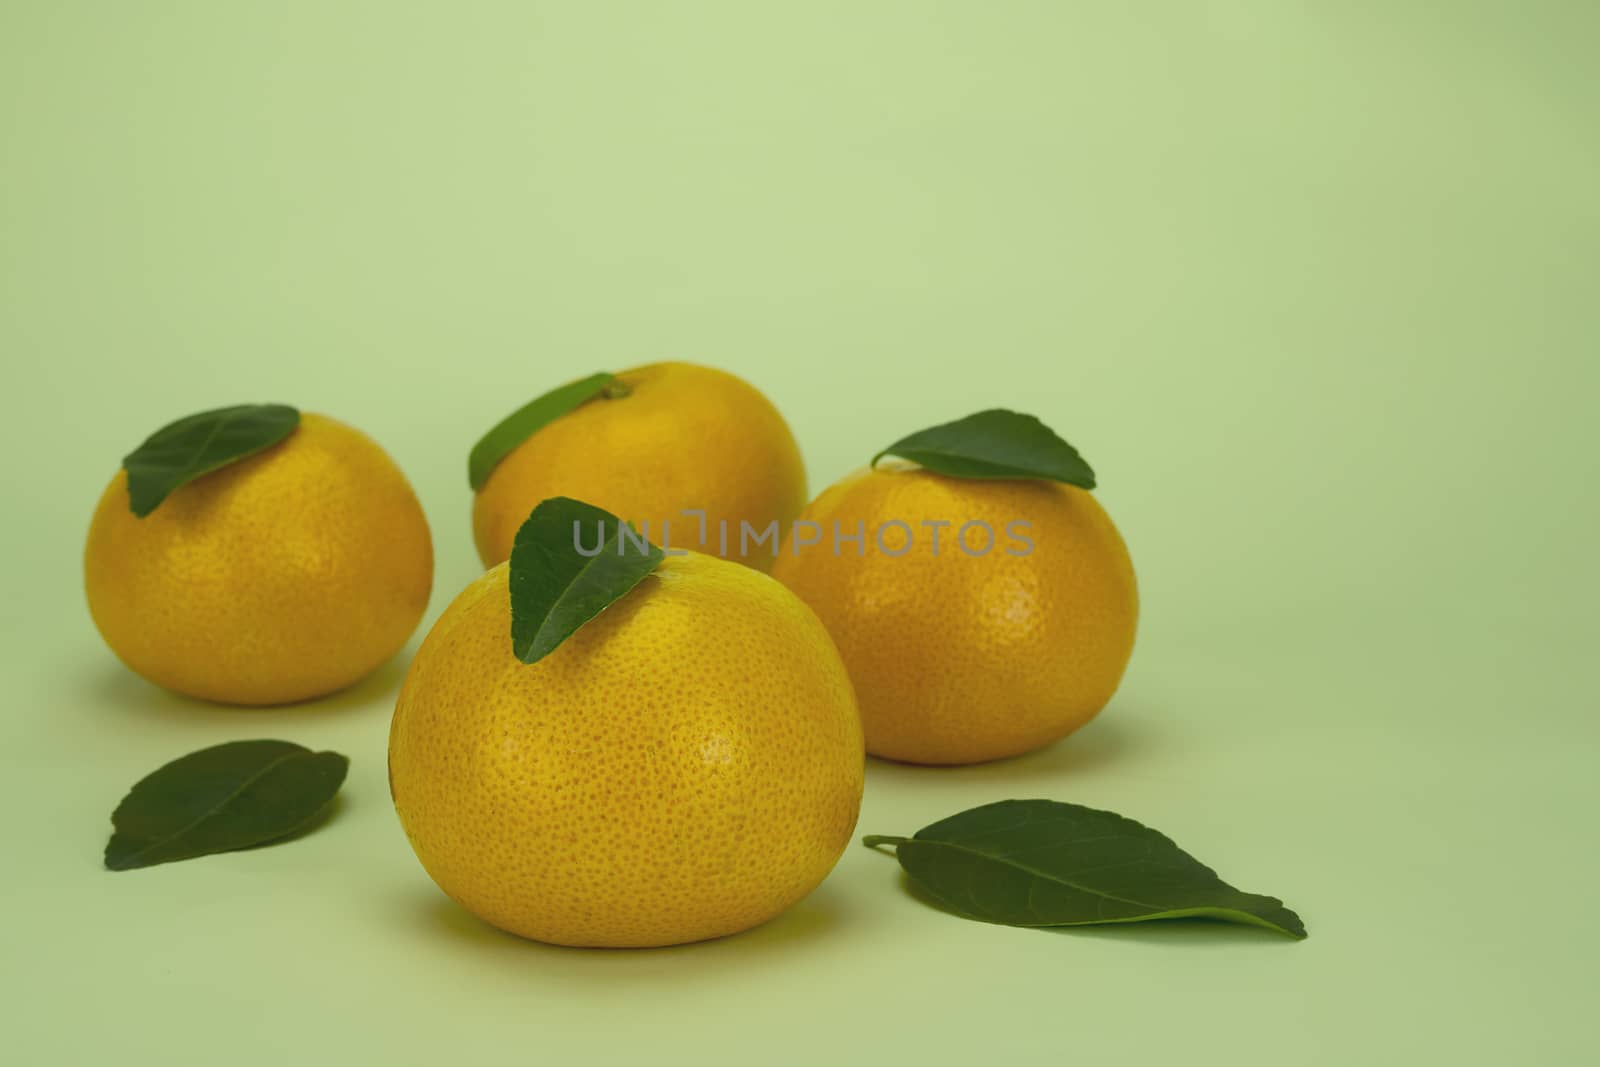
[770,462,1137,764]
[85,413,433,705]
[471,362,806,569]
[388,550,864,948]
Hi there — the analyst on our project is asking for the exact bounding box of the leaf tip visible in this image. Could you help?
[512,636,555,666]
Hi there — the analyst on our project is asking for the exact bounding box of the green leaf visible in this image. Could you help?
[468,372,617,490]
[864,799,1305,939]
[871,409,1096,488]
[509,496,664,664]
[105,740,348,871]
[122,404,300,516]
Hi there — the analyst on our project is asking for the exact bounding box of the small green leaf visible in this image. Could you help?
[105,740,348,871]
[468,372,617,490]
[864,799,1305,939]
[122,404,300,516]
[509,496,664,664]
[872,409,1096,488]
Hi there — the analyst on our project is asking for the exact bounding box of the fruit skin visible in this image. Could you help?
[769,463,1137,765]
[472,362,806,570]
[388,551,864,948]
[84,413,433,705]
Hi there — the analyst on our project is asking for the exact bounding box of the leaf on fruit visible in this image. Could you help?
[509,496,664,664]
[122,404,300,516]
[872,409,1095,487]
[864,799,1305,939]
[468,373,617,490]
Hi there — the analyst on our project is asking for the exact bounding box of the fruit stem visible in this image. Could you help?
[861,834,910,852]
[601,379,633,400]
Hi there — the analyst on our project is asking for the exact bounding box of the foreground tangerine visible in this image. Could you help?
[388,550,864,947]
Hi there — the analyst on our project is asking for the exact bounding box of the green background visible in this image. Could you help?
[3,2,1596,1063]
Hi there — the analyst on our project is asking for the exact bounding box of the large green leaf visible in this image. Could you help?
[509,496,664,664]
[122,404,300,516]
[865,799,1305,938]
[105,740,348,871]
[872,409,1095,487]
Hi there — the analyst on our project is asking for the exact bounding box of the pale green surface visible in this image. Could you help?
[2,2,1597,1064]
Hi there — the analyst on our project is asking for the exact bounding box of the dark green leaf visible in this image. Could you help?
[509,496,664,664]
[122,404,300,516]
[864,799,1305,938]
[872,409,1096,488]
[468,372,617,490]
[105,740,348,871]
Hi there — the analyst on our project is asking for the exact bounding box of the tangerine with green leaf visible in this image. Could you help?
[389,498,864,948]
[770,410,1137,765]
[469,362,806,570]
[84,406,433,705]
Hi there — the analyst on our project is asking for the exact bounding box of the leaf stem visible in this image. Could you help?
[861,834,910,852]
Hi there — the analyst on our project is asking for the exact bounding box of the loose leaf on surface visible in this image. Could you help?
[863,799,1305,938]
[871,409,1096,488]
[122,403,300,516]
[509,496,664,664]
[468,372,617,490]
[105,740,348,871]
